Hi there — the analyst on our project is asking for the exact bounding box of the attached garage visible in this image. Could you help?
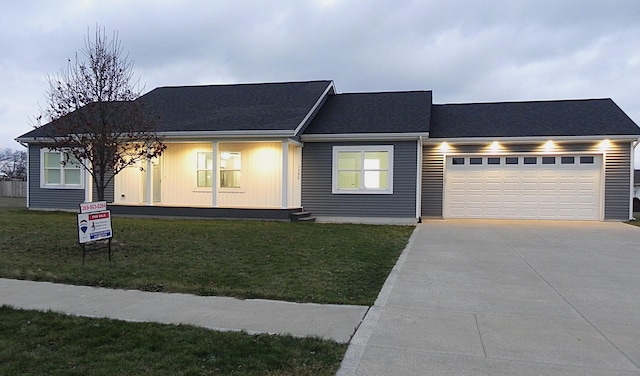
[443,154,602,220]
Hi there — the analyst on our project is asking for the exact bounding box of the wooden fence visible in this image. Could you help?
[0,181,27,197]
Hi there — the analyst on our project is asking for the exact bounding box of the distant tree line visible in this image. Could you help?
[0,148,27,180]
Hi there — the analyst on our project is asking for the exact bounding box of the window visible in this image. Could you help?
[41,149,84,189]
[580,156,595,164]
[452,157,465,165]
[561,156,575,164]
[333,145,393,194]
[220,151,241,188]
[469,157,482,165]
[487,157,500,165]
[524,157,537,165]
[196,152,213,187]
[542,156,556,164]
[505,157,519,165]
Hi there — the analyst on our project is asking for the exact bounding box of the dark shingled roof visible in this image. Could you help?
[18,80,334,140]
[429,98,640,138]
[139,80,333,133]
[303,91,432,134]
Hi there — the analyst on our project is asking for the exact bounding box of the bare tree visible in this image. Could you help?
[0,148,27,180]
[36,26,165,201]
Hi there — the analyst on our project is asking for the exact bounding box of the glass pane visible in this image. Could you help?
[524,157,537,164]
[580,156,594,164]
[561,156,575,164]
[364,170,388,189]
[44,169,61,184]
[470,157,482,165]
[44,152,61,168]
[221,152,241,170]
[64,169,81,185]
[487,157,500,165]
[505,157,518,165]
[197,152,213,169]
[66,154,81,167]
[337,171,360,189]
[364,151,388,170]
[197,170,212,187]
[452,157,464,165]
[337,152,360,170]
[542,156,555,164]
[220,170,241,188]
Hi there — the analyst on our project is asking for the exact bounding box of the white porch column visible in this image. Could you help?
[145,157,152,205]
[281,140,289,209]
[212,141,218,208]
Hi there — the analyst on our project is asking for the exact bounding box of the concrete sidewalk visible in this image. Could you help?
[339,220,640,375]
[0,278,368,343]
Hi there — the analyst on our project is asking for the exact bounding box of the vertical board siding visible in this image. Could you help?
[287,145,302,208]
[421,141,635,220]
[218,142,283,208]
[28,144,85,210]
[302,141,418,218]
[161,143,213,206]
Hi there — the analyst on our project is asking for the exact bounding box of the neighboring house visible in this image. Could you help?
[15,80,640,222]
[635,170,640,198]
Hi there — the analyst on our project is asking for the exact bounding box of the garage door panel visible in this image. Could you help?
[444,155,601,220]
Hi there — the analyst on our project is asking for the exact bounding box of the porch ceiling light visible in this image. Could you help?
[221,152,231,160]
[543,140,555,152]
[599,139,611,151]
[439,142,450,153]
[489,141,501,152]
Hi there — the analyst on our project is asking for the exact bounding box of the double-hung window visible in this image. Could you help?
[332,145,393,194]
[196,152,213,187]
[220,151,241,189]
[40,149,84,189]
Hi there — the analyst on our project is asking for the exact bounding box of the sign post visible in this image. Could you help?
[78,201,113,265]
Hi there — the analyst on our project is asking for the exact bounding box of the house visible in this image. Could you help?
[634,170,640,199]
[16,80,640,222]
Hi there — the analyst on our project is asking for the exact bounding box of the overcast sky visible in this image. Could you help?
[2,0,639,159]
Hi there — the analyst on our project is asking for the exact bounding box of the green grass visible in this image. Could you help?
[0,199,414,305]
[0,305,347,375]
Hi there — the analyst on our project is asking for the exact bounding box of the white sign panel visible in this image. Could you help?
[80,201,107,214]
[78,210,112,244]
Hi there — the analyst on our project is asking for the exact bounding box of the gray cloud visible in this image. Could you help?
[2,0,639,161]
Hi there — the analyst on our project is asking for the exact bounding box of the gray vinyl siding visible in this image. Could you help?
[421,144,444,217]
[603,141,632,220]
[421,141,635,220]
[28,144,85,210]
[302,141,418,218]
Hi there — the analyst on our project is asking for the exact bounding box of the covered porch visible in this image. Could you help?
[111,139,303,211]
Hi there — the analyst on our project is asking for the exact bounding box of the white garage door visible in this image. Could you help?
[444,155,602,220]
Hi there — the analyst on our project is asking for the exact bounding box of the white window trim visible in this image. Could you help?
[332,145,394,194]
[40,148,85,189]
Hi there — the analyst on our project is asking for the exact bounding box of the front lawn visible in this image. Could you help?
[0,305,346,375]
[0,201,414,305]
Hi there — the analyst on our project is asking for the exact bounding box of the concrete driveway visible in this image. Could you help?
[339,220,640,375]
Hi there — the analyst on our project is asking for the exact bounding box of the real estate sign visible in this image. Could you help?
[78,201,112,244]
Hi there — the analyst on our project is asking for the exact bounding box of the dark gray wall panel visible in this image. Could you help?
[28,144,85,210]
[302,141,418,218]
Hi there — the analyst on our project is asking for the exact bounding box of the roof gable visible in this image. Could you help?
[303,91,432,135]
[429,98,640,139]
